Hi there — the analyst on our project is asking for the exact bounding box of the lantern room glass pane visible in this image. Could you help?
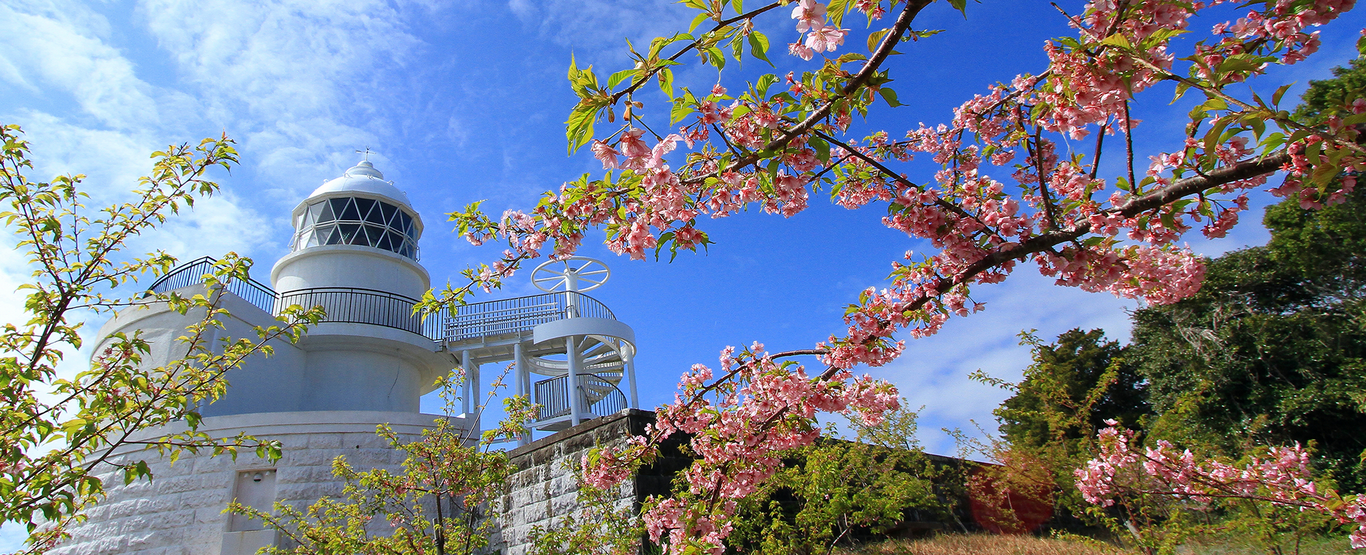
[308,202,325,225]
[380,203,397,227]
[338,223,361,244]
[338,199,361,221]
[326,198,346,221]
[323,225,343,245]
[355,198,378,224]
[290,197,418,260]
[374,230,393,251]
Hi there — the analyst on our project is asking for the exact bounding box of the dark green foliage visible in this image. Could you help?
[997,329,1150,451]
[1292,57,1366,125]
[726,407,955,555]
[992,329,1152,526]
[1132,186,1366,493]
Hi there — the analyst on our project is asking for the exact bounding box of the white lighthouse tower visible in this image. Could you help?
[48,156,641,555]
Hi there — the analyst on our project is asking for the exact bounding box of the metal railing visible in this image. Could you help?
[275,287,428,335]
[146,256,278,313]
[532,373,627,422]
[147,259,616,343]
[444,292,616,341]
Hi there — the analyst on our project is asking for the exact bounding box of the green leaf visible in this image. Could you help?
[756,73,779,97]
[1100,34,1132,50]
[1260,131,1286,151]
[867,29,890,53]
[809,136,831,163]
[689,12,709,34]
[878,88,903,108]
[748,31,773,67]
[828,0,850,27]
[948,0,967,17]
[62,418,87,434]
[1143,28,1188,47]
[607,69,636,90]
[565,104,598,154]
[1201,96,1229,112]
[1272,83,1294,107]
[731,0,742,15]
[659,68,675,99]
[706,46,726,69]
[671,100,696,125]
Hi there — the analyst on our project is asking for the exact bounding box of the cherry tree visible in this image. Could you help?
[1077,423,1366,549]
[427,1,1364,552]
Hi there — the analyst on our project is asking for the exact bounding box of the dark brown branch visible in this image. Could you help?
[813,150,1291,382]
[612,2,785,103]
[1090,123,1108,180]
[681,0,935,187]
[1123,101,1136,190]
[1031,124,1060,229]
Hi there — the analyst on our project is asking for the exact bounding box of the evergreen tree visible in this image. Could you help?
[1131,57,1366,493]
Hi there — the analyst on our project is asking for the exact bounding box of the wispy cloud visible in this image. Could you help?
[875,264,1137,455]
[0,2,162,130]
[136,0,431,198]
[507,0,690,57]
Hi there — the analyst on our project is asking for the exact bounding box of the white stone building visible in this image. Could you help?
[51,159,641,555]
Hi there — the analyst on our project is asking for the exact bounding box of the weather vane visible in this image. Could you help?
[355,147,373,162]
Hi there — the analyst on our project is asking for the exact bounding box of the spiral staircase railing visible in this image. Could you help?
[532,373,627,422]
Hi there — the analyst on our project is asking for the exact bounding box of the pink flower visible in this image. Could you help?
[591,139,620,169]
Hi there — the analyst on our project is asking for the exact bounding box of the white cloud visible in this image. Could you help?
[507,0,690,56]
[137,0,428,197]
[0,2,161,130]
[874,264,1138,455]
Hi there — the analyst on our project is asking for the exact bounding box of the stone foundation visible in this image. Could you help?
[49,411,456,555]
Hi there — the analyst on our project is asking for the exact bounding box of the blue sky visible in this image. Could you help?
[0,1,1363,546]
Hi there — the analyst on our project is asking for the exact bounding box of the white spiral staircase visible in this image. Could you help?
[442,257,638,437]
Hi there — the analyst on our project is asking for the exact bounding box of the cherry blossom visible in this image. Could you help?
[437,1,1366,551]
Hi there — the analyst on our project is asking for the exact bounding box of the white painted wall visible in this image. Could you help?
[270,246,430,300]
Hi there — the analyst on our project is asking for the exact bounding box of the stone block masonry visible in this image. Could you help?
[494,409,690,555]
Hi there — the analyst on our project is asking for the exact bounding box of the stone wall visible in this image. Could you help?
[494,409,689,555]
[49,411,454,555]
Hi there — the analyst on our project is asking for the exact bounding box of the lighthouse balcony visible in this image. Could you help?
[149,256,637,430]
[148,256,624,346]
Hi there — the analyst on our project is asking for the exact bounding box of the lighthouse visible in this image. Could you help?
[49,156,640,555]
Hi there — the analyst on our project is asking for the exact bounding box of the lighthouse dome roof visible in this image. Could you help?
[309,160,412,208]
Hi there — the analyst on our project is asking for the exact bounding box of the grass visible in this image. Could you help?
[842,533,1356,555]
[844,534,1132,555]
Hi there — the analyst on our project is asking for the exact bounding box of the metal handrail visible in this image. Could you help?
[444,292,617,341]
[275,287,428,336]
[532,372,627,422]
[147,259,615,342]
[146,256,278,314]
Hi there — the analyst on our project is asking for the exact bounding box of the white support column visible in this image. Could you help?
[624,346,638,409]
[515,341,529,447]
[461,350,472,418]
[566,335,583,426]
[471,357,482,434]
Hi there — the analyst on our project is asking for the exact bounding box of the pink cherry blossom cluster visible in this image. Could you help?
[451,2,1366,549]
[788,0,849,61]
[582,344,898,554]
[1077,422,1366,548]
